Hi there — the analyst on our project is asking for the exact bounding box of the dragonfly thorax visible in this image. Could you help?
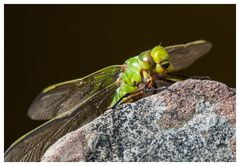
[111,45,174,106]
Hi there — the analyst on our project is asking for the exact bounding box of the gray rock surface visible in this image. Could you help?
[41,79,236,162]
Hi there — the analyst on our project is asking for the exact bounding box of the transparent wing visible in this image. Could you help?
[28,65,122,120]
[5,82,118,162]
[166,40,212,71]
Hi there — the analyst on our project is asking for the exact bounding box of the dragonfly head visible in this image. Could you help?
[151,45,174,74]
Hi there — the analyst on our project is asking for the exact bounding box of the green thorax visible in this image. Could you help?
[110,45,174,106]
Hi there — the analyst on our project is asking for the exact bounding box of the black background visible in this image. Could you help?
[4,5,236,150]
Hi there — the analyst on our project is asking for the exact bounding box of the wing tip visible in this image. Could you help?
[27,92,49,120]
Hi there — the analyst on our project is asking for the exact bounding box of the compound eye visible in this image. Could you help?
[138,53,155,70]
[161,62,170,69]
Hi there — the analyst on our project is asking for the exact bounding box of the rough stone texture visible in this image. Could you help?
[41,79,236,162]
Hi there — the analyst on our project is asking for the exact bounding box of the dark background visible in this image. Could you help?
[4,5,236,150]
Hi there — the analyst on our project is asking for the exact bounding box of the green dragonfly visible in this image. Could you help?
[5,40,212,162]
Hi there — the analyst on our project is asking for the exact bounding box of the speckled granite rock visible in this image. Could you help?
[41,79,236,162]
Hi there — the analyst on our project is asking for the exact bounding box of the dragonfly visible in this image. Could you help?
[4,40,212,162]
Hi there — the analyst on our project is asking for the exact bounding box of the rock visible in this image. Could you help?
[41,79,236,162]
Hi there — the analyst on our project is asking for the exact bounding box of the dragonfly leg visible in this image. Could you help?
[189,75,211,80]
[143,86,168,93]
[111,87,145,109]
[111,79,153,109]
[143,85,178,95]
[165,73,211,80]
